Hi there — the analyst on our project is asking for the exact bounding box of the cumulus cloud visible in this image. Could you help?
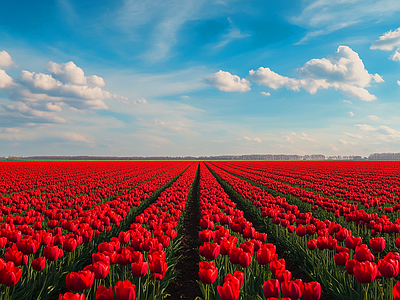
[260,91,270,96]
[0,51,15,68]
[47,61,106,87]
[397,80,400,86]
[248,46,382,101]
[0,69,15,89]
[368,115,379,121]
[349,111,354,117]
[391,51,400,62]
[371,27,400,51]
[0,51,129,127]
[204,70,251,92]
[253,137,262,143]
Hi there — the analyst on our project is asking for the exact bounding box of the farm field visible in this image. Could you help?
[0,160,399,300]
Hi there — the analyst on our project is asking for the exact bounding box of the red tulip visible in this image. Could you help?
[44,245,62,261]
[148,251,167,281]
[229,248,242,265]
[217,278,240,300]
[200,242,220,260]
[239,251,252,268]
[64,238,78,253]
[32,257,46,271]
[114,280,136,300]
[58,292,85,300]
[307,239,317,251]
[346,236,362,250]
[96,285,113,300]
[281,279,303,300]
[131,261,148,278]
[369,237,385,253]
[354,244,375,262]
[0,266,22,286]
[263,279,280,298]
[66,270,95,292]
[270,258,285,275]
[83,261,110,279]
[198,261,218,284]
[257,243,276,265]
[334,252,349,266]
[303,281,321,300]
[275,269,292,283]
[394,281,400,300]
[378,258,399,278]
[353,261,378,284]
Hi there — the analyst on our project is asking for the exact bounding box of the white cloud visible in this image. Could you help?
[344,132,363,139]
[0,69,15,89]
[349,111,354,117]
[61,132,95,144]
[47,61,106,87]
[330,144,339,151]
[293,1,400,44]
[253,137,262,143]
[134,98,147,105]
[371,27,400,51]
[397,80,400,86]
[343,100,352,104]
[1,102,67,126]
[244,136,251,141]
[260,91,270,96]
[0,51,15,68]
[379,125,400,139]
[204,70,251,92]
[356,124,376,132]
[181,95,190,99]
[248,67,300,91]
[212,18,251,50]
[339,139,356,145]
[390,51,400,62]
[248,46,381,101]
[368,115,379,121]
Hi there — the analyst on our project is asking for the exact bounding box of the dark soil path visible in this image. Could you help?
[166,167,201,300]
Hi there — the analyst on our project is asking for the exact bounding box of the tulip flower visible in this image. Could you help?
[369,237,385,253]
[378,258,399,278]
[303,281,321,300]
[148,252,167,281]
[307,239,317,251]
[66,270,95,292]
[0,266,22,286]
[114,280,136,300]
[96,285,113,300]
[58,292,85,300]
[334,252,349,266]
[83,261,110,279]
[394,281,400,300]
[198,261,218,284]
[32,257,46,271]
[131,261,148,278]
[64,238,78,253]
[44,245,62,261]
[257,243,276,265]
[353,261,378,284]
[200,242,220,260]
[263,279,280,298]
[281,279,303,300]
[270,258,285,275]
[217,278,240,300]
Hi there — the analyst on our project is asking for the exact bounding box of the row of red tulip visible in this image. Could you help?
[197,162,321,300]
[0,162,192,299]
[59,162,198,299]
[205,162,400,300]
[220,161,399,204]
[210,162,400,237]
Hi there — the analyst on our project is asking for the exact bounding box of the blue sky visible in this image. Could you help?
[0,0,399,157]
